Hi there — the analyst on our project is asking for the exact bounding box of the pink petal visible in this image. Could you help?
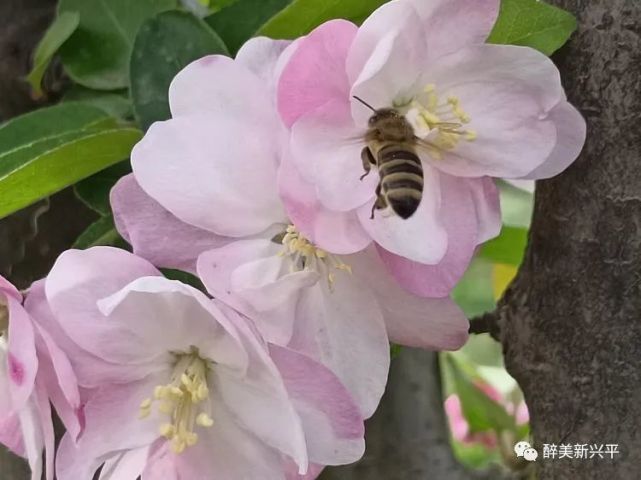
[99,447,149,480]
[213,307,309,473]
[97,277,249,371]
[0,276,21,302]
[285,460,325,480]
[17,395,43,480]
[169,55,274,124]
[278,19,357,128]
[132,115,287,238]
[55,374,165,480]
[520,101,586,179]
[424,44,563,178]
[290,99,377,212]
[348,247,469,350]
[111,175,230,272]
[278,152,372,254]
[288,275,389,418]
[357,165,448,265]
[411,0,500,59]
[346,0,424,86]
[444,395,469,441]
[175,402,286,479]
[0,413,25,457]
[349,6,428,126]
[33,383,54,480]
[376,172,478,298]
[236,36,292,91]
[270,345,365,465]
[25,280,151,389]
[45,248,160,363]
[197,240,320,346]
[465,177,502,245]
[6,297,37,409]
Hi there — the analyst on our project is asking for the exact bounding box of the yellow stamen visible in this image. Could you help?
[138,348,213,453]
[280,225,352,290]
[404,84,476,158]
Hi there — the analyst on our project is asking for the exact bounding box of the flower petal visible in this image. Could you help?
[236,36,292,91]
[278,19,358,128]
[349,247,469,349]
[424,44,563,177]
[411,0,500,59]
[197,240,320,346]
[290,100,378,212]
[0,413,24,457]
[6,296,37,409]
[132,114,286,238]
[288,273,389,418]
[45,247,160,363]
[99,447,149,480]
[375,173,479,297]
[169,55,273,122]
[270,345,365,465]
[97,277,249,371]
[357,164,447,265]
[111,175,229,272]
[213,307,308,473]
[175,402,286,480]
[278,153,372,254]
[465,176,502,244]
[520,101,587,179]
[55,375,165,480]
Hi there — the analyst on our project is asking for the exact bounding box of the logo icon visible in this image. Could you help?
[514,441,538,462]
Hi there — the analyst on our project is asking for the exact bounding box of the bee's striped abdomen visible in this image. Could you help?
[377,144,424,219]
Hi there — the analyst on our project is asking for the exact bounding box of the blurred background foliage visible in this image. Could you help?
[0,0,576,473]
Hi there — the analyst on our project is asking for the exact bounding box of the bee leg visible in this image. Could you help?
[360,147,375,181]
[370,184,387,219]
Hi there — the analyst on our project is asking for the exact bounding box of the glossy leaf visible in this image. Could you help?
[72,215,126,249]
[131,10,228,130]
[0,103,142,219]
[205,0,291,54]
[488,0,577,55]
[74,162,131,216]
[258,0,388,39]
[480,226,528,266]
[57,0,177,90]
[62,86,133,120]
[499,181,534,228]
[452,258,496,319]
[27,12,80,98]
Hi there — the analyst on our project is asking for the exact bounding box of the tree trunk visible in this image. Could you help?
[498,1,641,479]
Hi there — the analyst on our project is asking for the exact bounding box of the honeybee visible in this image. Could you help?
[354,96,424,220]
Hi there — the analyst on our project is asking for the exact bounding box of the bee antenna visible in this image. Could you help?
[352,96,376,112]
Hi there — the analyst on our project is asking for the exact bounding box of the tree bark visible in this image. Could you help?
[497,1,641,479]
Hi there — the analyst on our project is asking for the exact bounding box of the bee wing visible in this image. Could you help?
[413,137,443,161]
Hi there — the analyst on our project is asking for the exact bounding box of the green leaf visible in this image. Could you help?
[205,0,292,54]
[479,226,528,266]
[74,161,131,215]
[62,86,133,120]
[72,215,126,249]
[258,0,388,39]
[445,354,516,434]
[131,10,228,130]
[452,258,496,318]
[488,0,577,55]
[498,181,534,228]
[452,441,499,469]
[0,103,142,219]
[57,0,178,90]
[26,12,80,98]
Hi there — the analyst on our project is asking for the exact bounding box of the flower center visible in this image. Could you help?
[403,84,476,159]
[279,225,351,288]
[139,348,214,453]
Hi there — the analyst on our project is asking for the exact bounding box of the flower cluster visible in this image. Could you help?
[0,0,584,478]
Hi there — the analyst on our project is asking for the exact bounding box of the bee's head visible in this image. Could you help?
[367,108,402,127]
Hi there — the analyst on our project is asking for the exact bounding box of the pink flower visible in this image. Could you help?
[444,380,529,449]
[38,247,364,479]
[0,276,80,480]
[113,37,469,418]
[277,0,586,296]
